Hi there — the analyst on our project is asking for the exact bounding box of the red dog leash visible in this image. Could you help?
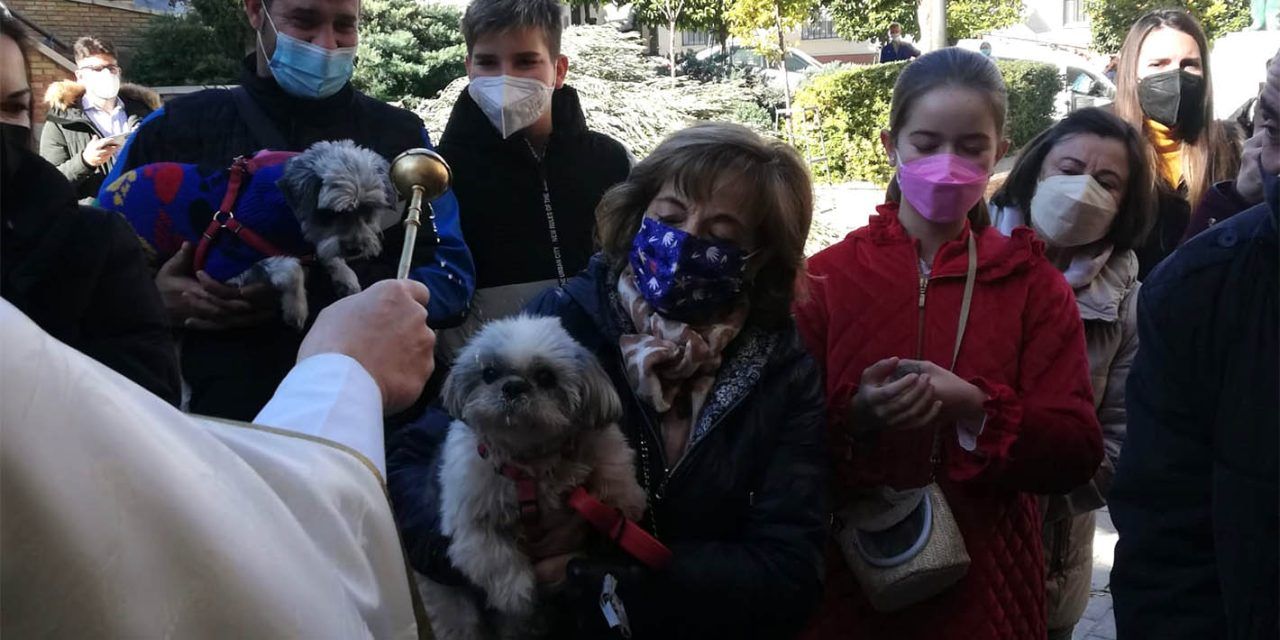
[193,154,312,273]
[567,486,672,570]
[477,444,673,570]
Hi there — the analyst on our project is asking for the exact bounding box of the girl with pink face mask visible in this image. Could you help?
[794,48,1103,640]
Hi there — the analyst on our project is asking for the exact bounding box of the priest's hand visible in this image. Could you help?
[298,280,436,414]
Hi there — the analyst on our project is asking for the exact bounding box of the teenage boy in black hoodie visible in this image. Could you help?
[435,0,631,362]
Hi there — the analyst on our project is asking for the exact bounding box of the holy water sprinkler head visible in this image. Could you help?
[391,148,452,279]
[390,148,452,201]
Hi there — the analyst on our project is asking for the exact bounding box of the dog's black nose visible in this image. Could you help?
[502,378,532,398]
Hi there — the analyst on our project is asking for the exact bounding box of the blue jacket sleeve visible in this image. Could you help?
[408,127,475,329]
[96,107,165,205]
[386,406,470,586]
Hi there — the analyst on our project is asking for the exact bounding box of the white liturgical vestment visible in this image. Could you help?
[0,300,426,639]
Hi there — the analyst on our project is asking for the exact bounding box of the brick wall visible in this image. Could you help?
[28,44,76,135]
[9,0,164,62]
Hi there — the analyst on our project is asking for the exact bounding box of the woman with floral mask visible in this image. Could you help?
[1112,9,1242,278]
[795,48,1103,640]
[397,122,827,638]
[989,107,1156,640]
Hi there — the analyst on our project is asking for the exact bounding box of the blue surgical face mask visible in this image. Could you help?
[258,9,356,100]
[628,217,750,323]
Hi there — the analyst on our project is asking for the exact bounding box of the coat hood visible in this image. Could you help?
[988,203,1138,322]
[440,84,590,148]
[860,201,1045,282]
[1073,247,1138,322]
[44,80,162,114]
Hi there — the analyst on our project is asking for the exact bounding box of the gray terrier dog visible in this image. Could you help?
[419,315,649,640]
[237,139,399,329]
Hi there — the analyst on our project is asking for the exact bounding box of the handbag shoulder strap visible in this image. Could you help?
[932,231,979,470]
[230,87,289,151]
[951,232,978,371]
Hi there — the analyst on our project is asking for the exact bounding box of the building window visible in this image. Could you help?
[682,30,713,46]
[802,18,836,40]
[1063,0,1086,25]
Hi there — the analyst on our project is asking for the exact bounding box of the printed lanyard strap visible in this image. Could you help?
[526,139,567,285]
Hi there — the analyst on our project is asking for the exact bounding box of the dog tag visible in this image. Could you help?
[599,573,632,638]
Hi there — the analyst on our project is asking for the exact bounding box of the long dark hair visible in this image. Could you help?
[884,47,1008,230]
[991,108,1157,250]
[0,13,32,123]
[1114,9,1238,207]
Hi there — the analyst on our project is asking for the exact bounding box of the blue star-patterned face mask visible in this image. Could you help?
[628,217,750,323]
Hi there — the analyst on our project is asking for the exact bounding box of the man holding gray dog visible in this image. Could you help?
[102,0,476,421]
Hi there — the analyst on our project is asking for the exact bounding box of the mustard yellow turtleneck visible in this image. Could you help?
[1147,119,1183,189]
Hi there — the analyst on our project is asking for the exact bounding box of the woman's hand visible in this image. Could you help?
[897,359,987,422]
[520,507,590,584]
[848,357,943,434]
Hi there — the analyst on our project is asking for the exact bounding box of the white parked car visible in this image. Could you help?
[956,39,1116,118]
[693,45,824,93]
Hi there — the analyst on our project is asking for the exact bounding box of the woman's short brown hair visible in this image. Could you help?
[596,122,814,329]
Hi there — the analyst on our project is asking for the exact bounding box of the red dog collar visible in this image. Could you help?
[477,443,673,570]
[478,443,541,526]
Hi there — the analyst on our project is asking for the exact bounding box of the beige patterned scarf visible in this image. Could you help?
[616,267,746,463]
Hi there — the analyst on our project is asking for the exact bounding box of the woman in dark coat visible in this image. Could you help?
[389,123,828,638]
[1,18,179,404]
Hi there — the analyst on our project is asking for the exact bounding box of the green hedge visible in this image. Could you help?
[792,59,1061,184]
[353,0,467,105]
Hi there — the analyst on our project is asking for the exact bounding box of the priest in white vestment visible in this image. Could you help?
[1,280,437,639]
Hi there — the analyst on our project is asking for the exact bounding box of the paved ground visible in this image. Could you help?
[806,182,882,255]
[1075,508,1119,640]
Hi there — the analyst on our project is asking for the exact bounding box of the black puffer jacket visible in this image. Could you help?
[39,81,159,202]
[437,86,630,291]
[1,145,179,404]
[389,255,828,639]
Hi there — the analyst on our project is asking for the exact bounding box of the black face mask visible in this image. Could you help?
[1137,69,1206,135]
[0,122,33,187]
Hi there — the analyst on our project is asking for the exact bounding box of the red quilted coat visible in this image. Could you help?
[794,203,1103,640]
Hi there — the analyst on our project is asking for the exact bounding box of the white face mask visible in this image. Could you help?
[467,75,553,139]
[1029,174,1119,247]
[82,71,120,102]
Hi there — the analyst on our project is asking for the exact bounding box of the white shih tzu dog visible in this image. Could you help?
[419,315,649,640]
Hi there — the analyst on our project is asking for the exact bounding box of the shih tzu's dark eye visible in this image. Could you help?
[533,369,557,389]
[481,366,499,384]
